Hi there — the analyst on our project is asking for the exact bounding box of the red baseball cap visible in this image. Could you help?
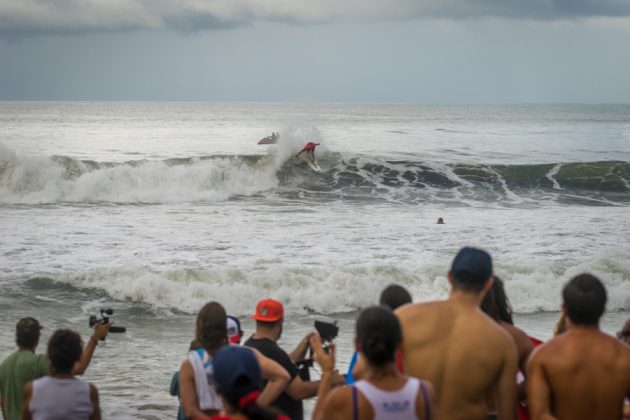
[251,299,284,322]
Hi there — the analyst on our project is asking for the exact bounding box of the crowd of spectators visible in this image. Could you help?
[1,246,630,420]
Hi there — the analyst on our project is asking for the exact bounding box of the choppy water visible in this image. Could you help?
[1,102,629,419]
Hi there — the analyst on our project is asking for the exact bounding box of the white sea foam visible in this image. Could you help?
[0,145,280,204]
[44,258,630,316]
[545,164,564,190]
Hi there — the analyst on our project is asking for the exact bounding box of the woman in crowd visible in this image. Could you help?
[313,305,434,420]
[179,302,290,418]
[22,329,101,420]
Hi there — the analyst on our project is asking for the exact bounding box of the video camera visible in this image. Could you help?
[314,316,338,352]
[88,309,126,340]
[296,317,339,381]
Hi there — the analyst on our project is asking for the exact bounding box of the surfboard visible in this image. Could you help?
[307,159,321,173]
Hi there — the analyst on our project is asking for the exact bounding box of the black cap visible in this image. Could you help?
[16,317,42,335]
[451,247,493,284]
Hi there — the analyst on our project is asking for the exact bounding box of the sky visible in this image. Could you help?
[1,0,630,103]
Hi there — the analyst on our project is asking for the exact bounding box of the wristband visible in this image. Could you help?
[89,336,98,346]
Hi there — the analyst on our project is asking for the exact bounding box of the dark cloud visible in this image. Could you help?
[1,0,629,38]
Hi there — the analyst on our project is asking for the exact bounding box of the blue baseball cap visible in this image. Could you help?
[213,346,261,398]
[451,247,493,284]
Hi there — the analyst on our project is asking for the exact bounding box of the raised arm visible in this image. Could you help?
[312,335,335,419]
[253,349,291,407]
[289,332,315,363]
[73,322,111,375]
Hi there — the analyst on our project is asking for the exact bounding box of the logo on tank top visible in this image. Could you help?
[382,400,411,412]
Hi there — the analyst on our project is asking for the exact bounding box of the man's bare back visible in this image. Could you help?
[397,297,518,420]
[527,328,630,420]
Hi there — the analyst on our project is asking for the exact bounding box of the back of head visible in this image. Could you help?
[450,247,493,293]
[562,273,607,326]
[227,315,244,344]
[379,284,412,310]
[251,299,284,334]
[48,329,82,374]
[356,306,402,367]
[480,276,513,324]
[213,346,278,420]
[16,317,42,349]
[196,301,227,355]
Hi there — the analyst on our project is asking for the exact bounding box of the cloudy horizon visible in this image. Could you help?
[1,0,629,103]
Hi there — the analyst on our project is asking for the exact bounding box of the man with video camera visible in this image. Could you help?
[244,299,344,420]
[0,317,110,420]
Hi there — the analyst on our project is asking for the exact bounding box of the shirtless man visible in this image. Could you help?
[396,247,517,420]
[527,273,630,420]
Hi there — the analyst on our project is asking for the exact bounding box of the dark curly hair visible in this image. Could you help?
[356,306,402,367]
[47,329,83,374]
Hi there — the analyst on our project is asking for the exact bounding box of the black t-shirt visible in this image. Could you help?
[244,336,303,420]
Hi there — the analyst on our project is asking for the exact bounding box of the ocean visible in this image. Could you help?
[1,102,629,419]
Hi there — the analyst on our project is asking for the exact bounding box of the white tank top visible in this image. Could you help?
[29,376,93,420]
[355,377,420,420]
[187,348,223,411]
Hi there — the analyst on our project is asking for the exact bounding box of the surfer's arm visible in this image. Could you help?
[295,148,306,158]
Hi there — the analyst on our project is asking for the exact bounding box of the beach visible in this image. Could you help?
[1,102,629,419]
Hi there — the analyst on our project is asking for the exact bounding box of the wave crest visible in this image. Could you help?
[1,144,628,205]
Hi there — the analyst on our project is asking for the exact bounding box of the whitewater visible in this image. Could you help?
[1,102,629,419]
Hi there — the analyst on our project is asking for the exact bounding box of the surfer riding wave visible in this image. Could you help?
[296,141,320,164]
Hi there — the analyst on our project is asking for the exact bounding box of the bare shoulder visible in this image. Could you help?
[321,386,354,418]
[479,314,514,346]
[501,322,530,344]
[396,301,441,321]
[529,334,570,363]
[612,336,630,362]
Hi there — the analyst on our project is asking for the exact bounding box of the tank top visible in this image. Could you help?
[187,348,223,411]
[29,376,93,420]
[354,378,424,420]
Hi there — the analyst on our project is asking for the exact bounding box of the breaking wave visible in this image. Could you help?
[23,257,630,315]
[1,144,628,205]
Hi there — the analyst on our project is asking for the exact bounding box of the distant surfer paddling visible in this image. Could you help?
[296,141,320,164]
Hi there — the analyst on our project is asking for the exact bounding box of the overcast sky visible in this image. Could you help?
[1,0,629,103]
